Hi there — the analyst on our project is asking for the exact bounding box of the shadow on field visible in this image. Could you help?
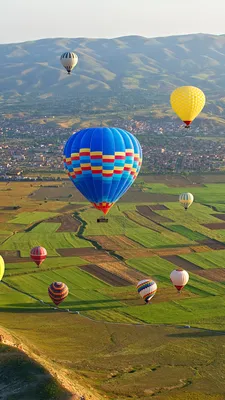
[167,330,225,338]
[0,307,56,313]
[0,299,122,312]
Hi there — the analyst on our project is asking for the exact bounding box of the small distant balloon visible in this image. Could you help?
[30,246,47,267]
[137,279,157,304]
[0,255,5,281]
[170,269,189,293]
[60,52,78,74]
[48,282,69,306]
[179,192,194,210]
[170,86,205,127]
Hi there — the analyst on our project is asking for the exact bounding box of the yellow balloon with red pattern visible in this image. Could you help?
[0,255,5,281]
[170,86,206,127]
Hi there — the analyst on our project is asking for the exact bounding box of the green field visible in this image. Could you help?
[9,212,59,225]
[127,256,225,297]
[123,296,225,327]
[0,231,92,256]
[144,183,225,204]
[126,227,193,248]
[1,178,225,399]
[5,256,87,276]
[180,250,225,269]
[81,207,138,236]
[168,225,208,241]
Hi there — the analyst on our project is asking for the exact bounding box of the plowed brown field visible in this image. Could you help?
[152,247,193,257]
[87,235,142,251]
[161,255,202,272]
[203,223,225,230]
[212,213,225,221]
[137,206,173,223]
[57,248,104,257]
[117,249,155,259]
[79,264,132,286]
[47,214,81,232]
[190,245,212,252]
[81,253,117,264]
[150,204,169,211]
[199,239,225,250]
[194,268,225,282]
[97,261,146,284]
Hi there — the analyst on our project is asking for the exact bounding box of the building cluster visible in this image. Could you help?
[142,136,225,173]
[0,115,224,180]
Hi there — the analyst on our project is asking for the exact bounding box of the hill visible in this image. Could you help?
[1,33,225,108]
[0,339,71,400]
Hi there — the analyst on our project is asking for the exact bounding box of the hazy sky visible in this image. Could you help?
[1,0,225,44]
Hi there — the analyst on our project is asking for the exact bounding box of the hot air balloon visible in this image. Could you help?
[64,127,142,216]
[0,256,5,281]
[179,192,194,210]
[48,282,69,306]
[137,279,157,304]
[30,246,47,267]
[60,52,78,74]
[170,86,205,127]
[170,269,189,293]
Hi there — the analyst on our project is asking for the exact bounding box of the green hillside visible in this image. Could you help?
[1,33,225,113]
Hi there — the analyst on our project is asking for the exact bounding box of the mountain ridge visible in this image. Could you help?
[1,33,225,108]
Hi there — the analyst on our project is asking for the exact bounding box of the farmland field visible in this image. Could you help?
[2,176,225,399]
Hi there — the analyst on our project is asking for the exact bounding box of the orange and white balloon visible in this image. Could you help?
[170,269,189,293]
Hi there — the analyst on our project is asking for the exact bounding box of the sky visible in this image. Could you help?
[0,0,225,44]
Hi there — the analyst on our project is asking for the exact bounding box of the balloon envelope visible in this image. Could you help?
[0,255,5,281]
[60,52,78,74]
[64,127,142,214]
[170,86,205,126]
[170,269,189,292]
[179,192,194,210]
[137,279,157,303]
[30,246,47,267]
[48,282,69,306]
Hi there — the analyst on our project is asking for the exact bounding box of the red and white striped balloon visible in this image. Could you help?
[30,246,47,267]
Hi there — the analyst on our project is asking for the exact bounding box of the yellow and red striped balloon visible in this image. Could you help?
[48,282,69,306]
[30,246,47,267]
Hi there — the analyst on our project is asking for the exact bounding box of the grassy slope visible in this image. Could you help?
[1,312,225,400]
[0,343,70,400]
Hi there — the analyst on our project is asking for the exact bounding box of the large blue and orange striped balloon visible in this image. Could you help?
[63,127,142,214]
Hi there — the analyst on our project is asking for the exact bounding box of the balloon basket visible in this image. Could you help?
[97,217,108,223]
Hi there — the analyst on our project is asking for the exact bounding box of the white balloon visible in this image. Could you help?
[60,52,78,74]
[179,192,194,210]
[170,269,189,292]
[137,279,157,303]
